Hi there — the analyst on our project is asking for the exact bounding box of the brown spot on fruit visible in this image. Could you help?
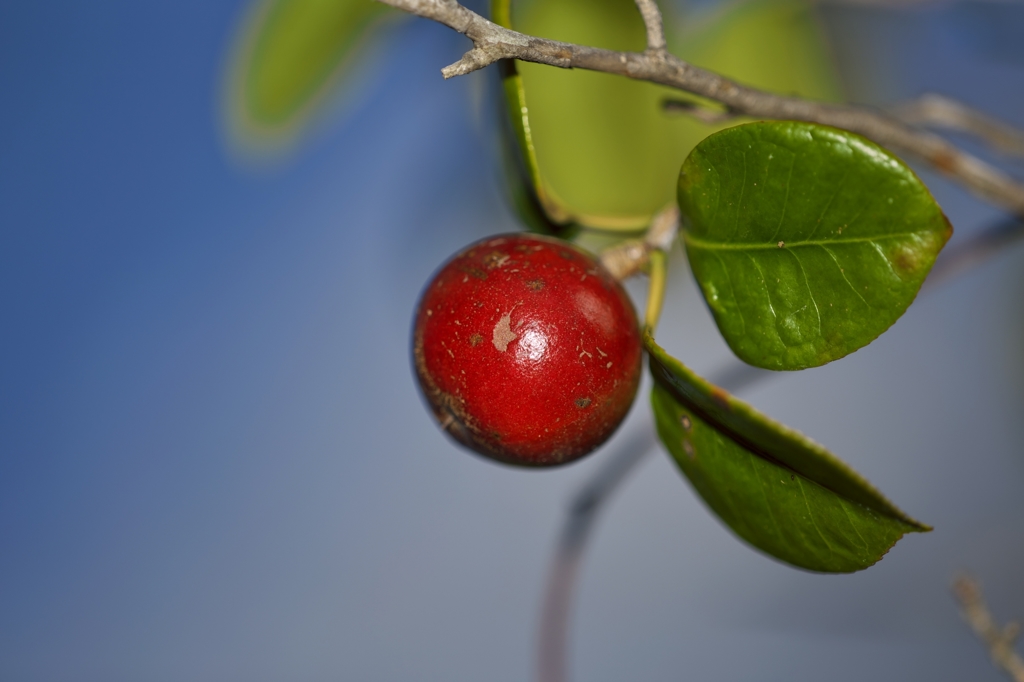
[526,279,545,292]
[575,397,591,409]
[456,264,487,280]
[468,333,483,347]
[483,251,511,269]
[492,313,517,352]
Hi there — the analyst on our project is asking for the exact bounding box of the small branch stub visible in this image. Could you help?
[598,204,679,280]
[953,574,1024,682]
[633,0,666,52]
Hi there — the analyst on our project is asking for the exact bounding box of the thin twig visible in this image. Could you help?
[924,215,1024,291]
[633,0,666,52]
[953,574,1024,682]
[893,94,1024,158]
[378,0,1024,216]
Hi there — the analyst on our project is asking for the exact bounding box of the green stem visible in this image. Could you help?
[645,249,667,332]
[578,222,650,237]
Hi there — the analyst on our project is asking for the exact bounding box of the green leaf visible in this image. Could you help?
[680,121,953,370]
[492,0,841,231]
[645,329,929,573]
[224,0,397,153]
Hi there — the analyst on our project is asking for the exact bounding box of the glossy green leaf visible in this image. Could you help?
[224,0,397,153]
[680,121,952,370]
[493,0,841,231]
[645,329,929,573]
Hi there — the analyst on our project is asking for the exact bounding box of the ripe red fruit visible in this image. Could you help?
[412,233,642,467]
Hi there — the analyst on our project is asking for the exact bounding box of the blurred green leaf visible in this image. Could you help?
[493,0,841,231]
[645,329,929,573]
[679,121,952,370]
[224,0,397,153]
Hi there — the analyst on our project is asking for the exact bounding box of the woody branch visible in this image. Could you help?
[378,0,1024,217]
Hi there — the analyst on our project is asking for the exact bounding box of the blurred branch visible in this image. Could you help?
[378,0,1024,217]
[924,215,1024,291]
[535,364,772,682]
[953,574,1024,682]
[893,94,1024,158]
[537,429,658,682]
[818,0,959,5]
[539,214,1024,681]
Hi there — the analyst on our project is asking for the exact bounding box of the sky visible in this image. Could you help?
[2,1,1024,681]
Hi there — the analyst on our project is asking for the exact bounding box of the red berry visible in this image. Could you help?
[412,233,642,467]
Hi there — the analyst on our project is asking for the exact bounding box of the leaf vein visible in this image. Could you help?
[750,453,784,544]
[767,154,793,245]
[790,250,822,336]
[805,168,848,242]
[745,253,783,347]
[839,500,870,553]
[820,245,870,307]
[729,151,748,242]
[796,477,834,561]
[870,240,900,279]
[685,233,927,251]
[712,251,746,338]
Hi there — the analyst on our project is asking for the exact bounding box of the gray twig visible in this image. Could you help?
[378,0,1024,217]
[953,574,1024,682]
[924,215,1024,291]
[893,94,1024,158]
[633,0,666,52]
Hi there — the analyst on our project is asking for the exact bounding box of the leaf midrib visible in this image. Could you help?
[684,231,925,251]
[649,350,929,531]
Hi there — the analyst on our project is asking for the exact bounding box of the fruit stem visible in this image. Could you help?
[645,204,680,252]
[598,203,679,281]
[645,248,667,331]
[598,238,647,280]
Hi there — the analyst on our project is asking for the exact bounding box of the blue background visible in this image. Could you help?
[2,2,1024,680]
